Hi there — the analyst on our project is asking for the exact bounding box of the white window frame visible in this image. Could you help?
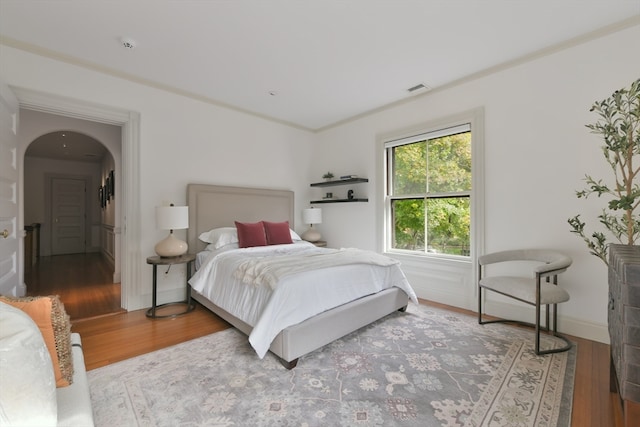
[377,108,485,265]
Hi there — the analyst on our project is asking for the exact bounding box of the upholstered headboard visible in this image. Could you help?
[187,184,295,253]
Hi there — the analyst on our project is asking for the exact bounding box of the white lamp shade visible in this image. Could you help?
[156,206,189,230]
[302,208,322,225]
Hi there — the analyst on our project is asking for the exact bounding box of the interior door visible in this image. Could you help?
[0,81,20,295]
[51,177,86,255]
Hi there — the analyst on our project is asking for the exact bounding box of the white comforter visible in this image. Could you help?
[189,241,418,358]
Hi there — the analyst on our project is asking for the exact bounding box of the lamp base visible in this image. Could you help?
[155,233,188,257]
[301,227,321,243]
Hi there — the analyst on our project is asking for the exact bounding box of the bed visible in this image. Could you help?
[186,183,417,368]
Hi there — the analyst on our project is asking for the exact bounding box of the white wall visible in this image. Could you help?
[0,44,315,311]
[1,22,638,343]
[311,24,640,343]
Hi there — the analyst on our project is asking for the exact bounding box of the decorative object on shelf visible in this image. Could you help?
[324,192,333,199]
[340,174,357,180]
[301,208,322,242]
[322,172,334,181]
[347,189,354,200]
[310,177,369,203]
[568,78,639,266]
[155,204,189,257]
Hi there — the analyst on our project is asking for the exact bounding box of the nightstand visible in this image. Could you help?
[146,253,196,318]
[312,240,327,247]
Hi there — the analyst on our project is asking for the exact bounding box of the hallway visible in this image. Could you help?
[25,253,123,320]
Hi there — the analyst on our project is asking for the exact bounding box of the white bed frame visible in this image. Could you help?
[187,183,409,368]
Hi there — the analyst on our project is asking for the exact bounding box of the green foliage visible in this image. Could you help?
[568,78,640,265]
[393,199,425,250]
[426,197,470,255]
[392,132,472,255]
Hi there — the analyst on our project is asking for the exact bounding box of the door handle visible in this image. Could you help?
[1,229,8,239]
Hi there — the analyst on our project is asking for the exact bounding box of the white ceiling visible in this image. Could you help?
[1,0,639,132]
[26,131,107,162]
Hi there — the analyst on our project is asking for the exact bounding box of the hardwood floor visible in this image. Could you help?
[72,303,231,371]
[25,253,123,320]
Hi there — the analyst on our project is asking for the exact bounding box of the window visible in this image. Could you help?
[384,122,474,257]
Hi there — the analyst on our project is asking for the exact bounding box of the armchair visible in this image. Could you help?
[477,249,572,355]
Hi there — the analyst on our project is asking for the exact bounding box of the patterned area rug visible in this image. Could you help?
[88,303,576,426]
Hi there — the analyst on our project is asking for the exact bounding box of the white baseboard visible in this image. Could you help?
[482,300,609,344]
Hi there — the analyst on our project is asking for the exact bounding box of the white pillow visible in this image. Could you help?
[199,226,302,249]
[289,229,302,241]
[198,227,238,248]
[205,242,239,251]
[0,301,57,426]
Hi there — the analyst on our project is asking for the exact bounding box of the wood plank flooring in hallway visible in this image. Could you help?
[25,253,123,320]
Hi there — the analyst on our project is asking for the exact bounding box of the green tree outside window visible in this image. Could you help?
[389,131,471,256]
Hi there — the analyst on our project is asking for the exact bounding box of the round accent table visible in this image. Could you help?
[146,253,196,318]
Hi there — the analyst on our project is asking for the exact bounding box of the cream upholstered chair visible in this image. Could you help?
[477,249,572,355]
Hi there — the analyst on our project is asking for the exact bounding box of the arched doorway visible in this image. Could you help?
[14,87,142,314]
[23,128,121,319]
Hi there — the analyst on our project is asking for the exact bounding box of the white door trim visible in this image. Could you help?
[13,86,140,310]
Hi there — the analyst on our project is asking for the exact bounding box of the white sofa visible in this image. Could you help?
[56,333,94,426]
[0,302,94,426]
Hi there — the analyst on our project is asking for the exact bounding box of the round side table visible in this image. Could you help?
[146,253,196,318]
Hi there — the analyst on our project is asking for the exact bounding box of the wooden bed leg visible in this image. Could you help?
[281,358,299,370]
[398,305,408,312]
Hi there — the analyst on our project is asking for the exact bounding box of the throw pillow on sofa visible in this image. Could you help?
[0,295,74,387]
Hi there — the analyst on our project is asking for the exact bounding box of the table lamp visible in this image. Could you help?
[155,204,189,257]
[301,207,322,242]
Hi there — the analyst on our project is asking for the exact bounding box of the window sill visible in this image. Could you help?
[384,250,472,266]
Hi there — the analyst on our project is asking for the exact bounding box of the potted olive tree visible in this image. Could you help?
[568,78,639,266]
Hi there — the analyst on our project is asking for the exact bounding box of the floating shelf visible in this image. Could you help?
[310,198,368,204]
[310,178,368,187]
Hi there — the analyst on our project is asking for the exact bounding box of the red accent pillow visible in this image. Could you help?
[235,221,267,248]
[264,221,293,245]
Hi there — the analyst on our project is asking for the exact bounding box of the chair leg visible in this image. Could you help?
[545,304,550,332]
[478,265,483,325]
[477,286,572,355]
[535,303,572,355]
[478,286,483,324]
[535,301,541,354]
